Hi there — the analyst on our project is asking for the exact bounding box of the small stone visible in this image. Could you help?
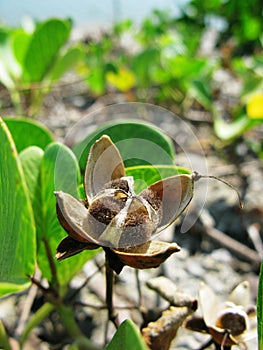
[210,248,232,263]
[186,259,205,278]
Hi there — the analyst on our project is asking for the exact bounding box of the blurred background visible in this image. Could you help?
[0,2,262,348]
[0,0,187,27]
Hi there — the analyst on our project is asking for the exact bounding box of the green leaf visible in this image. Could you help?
[40,143,85,285]
[132,47,160,87]
[0,32,21,89]
[4,117,53,153]
[19,146,45,237]
[73,120,175,172]
[190,79,213,110]
[21,142,97,287]
[106,320,149,350]
[0,320,12,350]
[214,113,262,140]
[23,18,71,82]
[242,15,261,41]
[86,68,107,95]
[126,165,191,193]
[11,29,31,66]
[0,118,36,297]
[167,56,207,80]
[48,45,84,82]
[258,261,263,349]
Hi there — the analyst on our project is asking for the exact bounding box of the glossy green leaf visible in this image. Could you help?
[23,18,71,82]
[106,319,149,350]
[73,120,175,172]
[258,261,263,349]
[126,165,191,193]
[4,117,53,153]
[0,118,36,296]
[22,142,97,287]
[19,146,45,236]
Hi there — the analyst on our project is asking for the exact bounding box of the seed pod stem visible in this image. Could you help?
[105,253,119,331]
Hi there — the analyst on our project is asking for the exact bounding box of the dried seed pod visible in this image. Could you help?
[55,135,206,271]
[84,135,125,203]
[185,281,257,348]
[112,241,180,269]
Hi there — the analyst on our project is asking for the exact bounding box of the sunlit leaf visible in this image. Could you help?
[247,94,263,119]
[0,118,36,297]
[23,18,71,82]
[85,68,106,95]
[213,114,260,140]
[48,45,84,82]
[19,146,45,237]
[11,29,31,65]
[4,117,53,153]
[0,31,21,88]
[167,56,207,80]
[106,67,136,92]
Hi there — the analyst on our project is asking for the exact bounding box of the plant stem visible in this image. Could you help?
[15,269,41,338]
[105,253,119,329]
[214,343,231,350]
[20,302,55,345]
[196,338,213,349]
[57,304,102,350]
[43,237,59,291]
[135,269,142,305]
[0,320,12,350]
[258,261,263,350]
